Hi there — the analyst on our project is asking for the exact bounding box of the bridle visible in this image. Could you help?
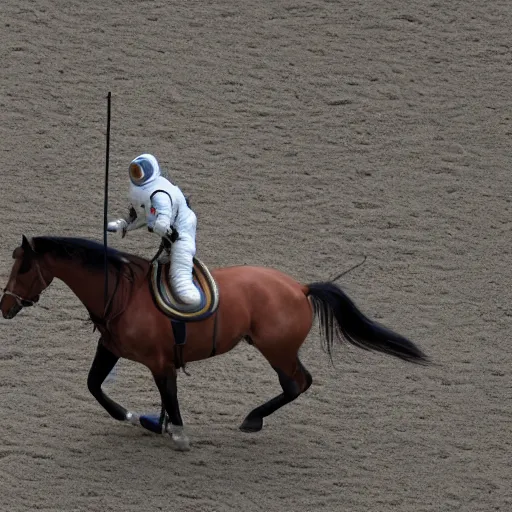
[1,258,48,308]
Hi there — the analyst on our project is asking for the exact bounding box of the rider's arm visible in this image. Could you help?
[151,191,174,237]
[125,205,146,232]
[107,204,146,237]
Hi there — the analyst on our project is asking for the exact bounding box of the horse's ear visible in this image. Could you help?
[21,235,34,255]
[18,235,35,274]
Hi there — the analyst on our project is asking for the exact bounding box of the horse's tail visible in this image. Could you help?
[306,282,429,365]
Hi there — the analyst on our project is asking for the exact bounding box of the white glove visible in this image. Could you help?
[152,217,170,237]
[107,219,128,235]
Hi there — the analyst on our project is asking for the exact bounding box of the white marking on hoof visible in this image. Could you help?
[167,425,190,451]
[125,411,140,425]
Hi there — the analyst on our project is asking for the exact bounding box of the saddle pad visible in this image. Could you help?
[149,257,219,322]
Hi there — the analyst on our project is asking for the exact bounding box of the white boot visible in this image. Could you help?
[170,237,201,307]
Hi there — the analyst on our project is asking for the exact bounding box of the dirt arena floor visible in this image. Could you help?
[1,1,511,511]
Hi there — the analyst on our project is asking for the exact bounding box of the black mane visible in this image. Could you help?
[32,237,147,272]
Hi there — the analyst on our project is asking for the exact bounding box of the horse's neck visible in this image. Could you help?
[48,259,108,319]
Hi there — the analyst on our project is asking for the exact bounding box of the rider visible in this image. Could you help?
[107,153,201,307]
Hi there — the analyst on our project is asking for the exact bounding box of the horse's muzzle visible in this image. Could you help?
[0,290,38,319]
[2,302,22,319]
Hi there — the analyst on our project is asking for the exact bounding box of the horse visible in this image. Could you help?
[1,235,428,450]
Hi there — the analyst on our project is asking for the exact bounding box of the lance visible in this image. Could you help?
[103,91,111,313]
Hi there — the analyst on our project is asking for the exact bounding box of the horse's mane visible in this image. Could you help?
[32,236,149,275]
[31,236,150,324]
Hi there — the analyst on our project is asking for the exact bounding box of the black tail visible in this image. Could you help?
[307,282,429,365]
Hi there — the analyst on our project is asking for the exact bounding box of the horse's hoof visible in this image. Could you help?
[170,434,191,451]
[167,425,191,451]
[239,416,263,433]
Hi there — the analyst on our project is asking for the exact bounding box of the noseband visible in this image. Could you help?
[1,259,48,308]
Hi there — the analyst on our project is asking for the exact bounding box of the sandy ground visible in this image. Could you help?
[1,1,511,511]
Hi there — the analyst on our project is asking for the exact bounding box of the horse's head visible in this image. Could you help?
[1,235,52,319]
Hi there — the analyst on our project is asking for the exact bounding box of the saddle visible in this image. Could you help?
[149,257,219,322]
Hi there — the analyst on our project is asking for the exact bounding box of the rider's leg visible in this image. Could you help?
[170,233,201,307]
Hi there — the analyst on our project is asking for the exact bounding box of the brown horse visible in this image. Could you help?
[1,235,428,450]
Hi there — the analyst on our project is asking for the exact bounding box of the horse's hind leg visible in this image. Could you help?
[87,340,137,424]
[240,350,312,433]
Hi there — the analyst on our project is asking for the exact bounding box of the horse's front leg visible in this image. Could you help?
[87,340,138,425]
[153,370,190,451]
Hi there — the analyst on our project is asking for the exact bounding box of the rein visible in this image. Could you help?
[101,265,122,324]
[98,256,144,331]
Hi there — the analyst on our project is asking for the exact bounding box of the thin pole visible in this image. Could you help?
[103,91,111,313]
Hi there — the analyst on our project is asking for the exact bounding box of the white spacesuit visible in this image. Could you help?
[107,154,201,307]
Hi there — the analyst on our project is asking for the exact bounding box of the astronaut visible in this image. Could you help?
[107,153,201,307]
